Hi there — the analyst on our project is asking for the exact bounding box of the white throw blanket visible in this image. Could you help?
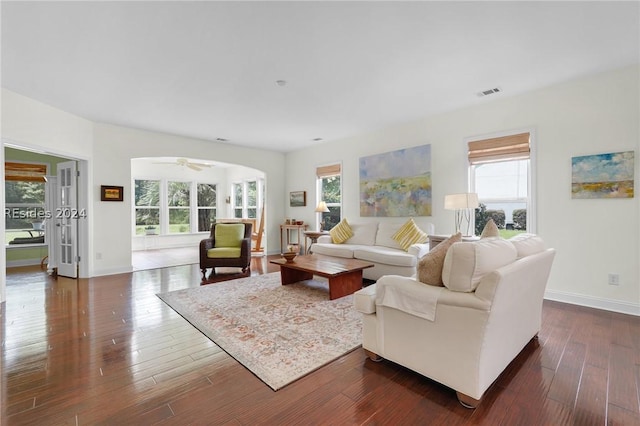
[375,276,443,321]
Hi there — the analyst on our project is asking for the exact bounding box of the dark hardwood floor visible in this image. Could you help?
[1,256,639,425]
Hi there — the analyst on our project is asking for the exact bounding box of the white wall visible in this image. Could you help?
[2,66,638,314]
[286,64,640,315]
[1,89,95,303]
[130,159,265,251]
[92,123,285,275]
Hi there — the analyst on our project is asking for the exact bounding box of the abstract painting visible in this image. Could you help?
[571,151,634,199]
[360,144,432,216]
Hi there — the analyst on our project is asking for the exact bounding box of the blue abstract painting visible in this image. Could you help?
[359,144,432,216]
[571,151,634,199]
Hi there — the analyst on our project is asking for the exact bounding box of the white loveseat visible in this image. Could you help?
[353,234,555,407]
[310,221,435,281]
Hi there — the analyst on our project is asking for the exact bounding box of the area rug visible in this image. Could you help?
[157,272,363,390]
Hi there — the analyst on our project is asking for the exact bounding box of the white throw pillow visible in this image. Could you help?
[345,222,379,245]
[374,222,405,250]
[442,238,517,292]
[509,233,545,258]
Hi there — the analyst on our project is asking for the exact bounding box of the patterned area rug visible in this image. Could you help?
[157,272,363,390]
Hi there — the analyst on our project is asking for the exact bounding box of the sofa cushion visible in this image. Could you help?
[214,223,244,248]
[374,222,405,250]
[392,218,429,251]
[329,218,354,244]
[417,232,462,286]
[354,246,417,267]
[509,233,545,258]
[310,243,356,259]
[207,247,241,258]
[480,219,500,238]
[345,222,378,245]
[442,238,517,292]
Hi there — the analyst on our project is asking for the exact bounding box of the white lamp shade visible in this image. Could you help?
[315,201,330,213]
[444,193,479,210]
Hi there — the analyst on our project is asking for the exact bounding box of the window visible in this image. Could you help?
[232,179,263,219]
[197,183,217,232]
[316,164,342,231]
[5,162,48,245]
[233,182,244,218]
[134,179,160,235]
[134,179,220,235]
[167,181,190,234]
[468,132,533,235]
[247,180,257,219]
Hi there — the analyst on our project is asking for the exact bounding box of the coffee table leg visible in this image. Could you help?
[328,270,363,300]
[279,267,313,285]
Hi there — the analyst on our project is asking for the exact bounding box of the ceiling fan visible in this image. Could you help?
[154,158,213,171]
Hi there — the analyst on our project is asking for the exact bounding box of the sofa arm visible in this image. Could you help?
[408,242,430,259]
[354,284,376,314]
[318,235,332,243]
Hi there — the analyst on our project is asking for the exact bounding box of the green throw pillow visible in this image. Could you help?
[214,224,245,248]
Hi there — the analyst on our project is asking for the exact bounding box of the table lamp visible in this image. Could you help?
[315,201,330,231]
[444,193,479,236]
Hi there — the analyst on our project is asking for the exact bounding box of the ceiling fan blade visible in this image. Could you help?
[187,163,202,171]
[192,162,212,168]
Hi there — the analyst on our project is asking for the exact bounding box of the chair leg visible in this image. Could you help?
[201,268,207,281]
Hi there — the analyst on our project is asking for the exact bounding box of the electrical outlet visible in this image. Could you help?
[608,273,619,286]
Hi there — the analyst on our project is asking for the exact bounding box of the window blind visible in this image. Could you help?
[316,164,341,178]
[5,162,48,182]
[468,132,530,165]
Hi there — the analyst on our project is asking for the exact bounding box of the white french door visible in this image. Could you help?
[56,161,78,278]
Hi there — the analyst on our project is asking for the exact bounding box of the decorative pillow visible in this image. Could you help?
[214,223,245,248]
[480,219,500,238]
[509,233,545,258]
[329,218,354,244]
[417,232,462,286]
[442,238,517,292]
[345,222,379,245]
[392,218,429,251]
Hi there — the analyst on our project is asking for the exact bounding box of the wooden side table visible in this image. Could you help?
[304,230,329,253]
[428,234,480,250]
[280,224,308,253]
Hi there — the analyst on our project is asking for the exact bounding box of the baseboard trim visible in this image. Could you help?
[7,258,42,268]
[545,289,640,317]
[92,266,134,277]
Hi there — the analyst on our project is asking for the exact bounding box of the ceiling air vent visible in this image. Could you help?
[478,87,501,97]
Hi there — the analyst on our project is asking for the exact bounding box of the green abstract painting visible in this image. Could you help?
[359,144,432,217]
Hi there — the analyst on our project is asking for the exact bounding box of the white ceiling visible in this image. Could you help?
[2,1,639,153]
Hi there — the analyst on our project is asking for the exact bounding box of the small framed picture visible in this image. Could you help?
[289,191,306,207]
[101,185,124,202]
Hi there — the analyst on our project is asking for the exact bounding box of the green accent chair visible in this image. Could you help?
[199,222,253,280]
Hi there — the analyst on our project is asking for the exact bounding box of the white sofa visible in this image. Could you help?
[310,221,435,281]
[353,234,556,407]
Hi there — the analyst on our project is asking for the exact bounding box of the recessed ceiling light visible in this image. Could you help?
[275,80,287,87]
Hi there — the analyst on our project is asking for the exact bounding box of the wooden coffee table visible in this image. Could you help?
[270,254,374,300]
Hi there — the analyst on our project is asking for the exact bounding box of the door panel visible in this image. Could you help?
[57,161,78,278]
